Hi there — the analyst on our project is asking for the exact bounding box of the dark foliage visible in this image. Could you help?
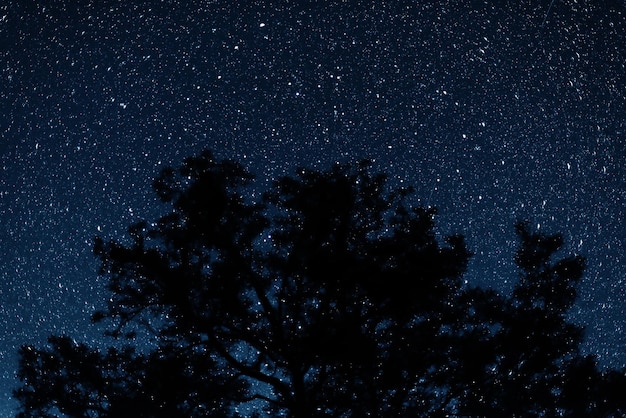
[15,150,626,417]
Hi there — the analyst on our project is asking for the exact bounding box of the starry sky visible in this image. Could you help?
[1,0,626,414]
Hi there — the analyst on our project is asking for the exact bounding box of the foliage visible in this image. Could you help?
[15,150,626,417]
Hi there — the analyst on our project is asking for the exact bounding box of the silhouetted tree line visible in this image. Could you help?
[14,150,626,417]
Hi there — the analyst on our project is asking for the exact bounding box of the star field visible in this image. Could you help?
[1,0,626,414]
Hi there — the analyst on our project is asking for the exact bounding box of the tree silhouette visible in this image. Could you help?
[14,150,626,417]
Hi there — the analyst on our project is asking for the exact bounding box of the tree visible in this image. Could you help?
[14,150,626,417]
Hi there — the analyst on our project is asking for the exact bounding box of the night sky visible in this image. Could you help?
[2,0,626,414]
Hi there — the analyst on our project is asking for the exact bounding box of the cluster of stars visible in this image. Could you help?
[0,0,625,413]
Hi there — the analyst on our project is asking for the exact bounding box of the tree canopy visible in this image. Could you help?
[15,150,626,417]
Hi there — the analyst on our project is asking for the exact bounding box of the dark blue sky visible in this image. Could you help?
[2,0,626,414]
